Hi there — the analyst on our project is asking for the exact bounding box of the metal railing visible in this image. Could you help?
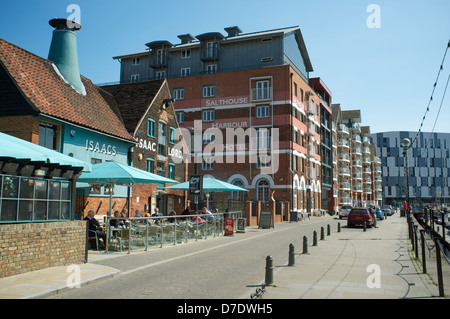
[411,209,449,297]
[101,211,243,254]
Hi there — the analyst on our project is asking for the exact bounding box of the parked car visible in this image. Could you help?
[382,205,393,216]
[374,206,385,220]
[339,205,353,219]
[347,208,375,228]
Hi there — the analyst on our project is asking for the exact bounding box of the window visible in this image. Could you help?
[132,57,140,66]
[203,132,215,144]
[202,109,215,122]
[168,164,175,179]
[156,71,166,79]
[169,127,176,144]
[257,154,271,169]
[256,179,270,208]
[156,162,165,189]
[256,105,270,118]
[148,119,156,138]
[131,74,140,82]
[181,67,190,77]
[206,64,217,74]
[176,111,184,124]
[39,122,58,151]
[202,85,215,97]
[252,128,271,150]
[202,157,214,170]
[231,179,245,204]
[206,42,217,58]
[146,158,154,173]
[0,175,71,223]
[256,80,270,100]
[181,49,191,59]
[156,49,166,65]
[158,122,167,156]
[173,88,184,100]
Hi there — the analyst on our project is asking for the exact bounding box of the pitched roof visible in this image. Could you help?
[100,79,165,133]
[0,37,134,142]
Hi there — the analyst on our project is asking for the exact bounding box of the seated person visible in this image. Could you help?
[202,207,215,222]
[110,210,125,228]
[191,211,205,226]
[84,210,107,249]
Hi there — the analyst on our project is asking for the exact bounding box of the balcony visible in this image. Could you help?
[306,101,315,116]
[363,187,372,194]
[149,54,168,69]
[351,147,361,155]
[339,167,351,176]
[338,139,349,148]
[200,44,220,62]
[250,87,272,102]
[352,160,362,167]
[363,156,371,163]
[352,173,362,180]
[339,182,351,190]
[353,185,363,192]
[338,154,350,162]
[339,197,352,205]
[362,136,371,144]
[362,147,371,154]
[338,124,349,135]
[352,135,361,143]
[306,123,316,136]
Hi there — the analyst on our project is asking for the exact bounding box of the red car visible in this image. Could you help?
[347,208,375,228]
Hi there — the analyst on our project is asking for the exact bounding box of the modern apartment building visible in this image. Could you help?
[112,25,326,215]
[372,131,450,206]
[331,105,382,211]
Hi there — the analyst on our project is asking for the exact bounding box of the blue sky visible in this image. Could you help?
[1,0,449,134]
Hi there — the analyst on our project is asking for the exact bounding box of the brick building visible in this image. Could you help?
[113,26,325,216]
[101,79,187,215]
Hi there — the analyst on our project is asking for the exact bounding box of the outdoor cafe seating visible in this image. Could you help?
[100,211,243,254]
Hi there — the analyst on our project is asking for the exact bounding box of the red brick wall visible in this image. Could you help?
[0,221,87,278]
[0,115,40,144]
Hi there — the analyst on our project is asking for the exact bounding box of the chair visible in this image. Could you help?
[116,228,133,252]
[162,224,174,245]
[148,225,161,246]
[176,222,189,243]
[88,230,99,250]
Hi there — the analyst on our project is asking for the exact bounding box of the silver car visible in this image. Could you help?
[339,205,353,219]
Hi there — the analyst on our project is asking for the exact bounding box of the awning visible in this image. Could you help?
[0,132,91,172]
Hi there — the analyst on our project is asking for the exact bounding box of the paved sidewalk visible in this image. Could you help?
[262,213,442,299]
[0,213,444,299]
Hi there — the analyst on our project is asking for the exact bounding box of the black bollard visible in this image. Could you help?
[420,229,426,274]
[320,227,325,240]
[313,231,317,246]
[288,243,295,266]
[327,224,331,236]
[303,236,308,254]
[414,225,419,259]
[363,222,366,232]
[338,222,341,232]
[265,256,273,286]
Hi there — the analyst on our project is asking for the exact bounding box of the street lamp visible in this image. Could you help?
[401,138,411,219]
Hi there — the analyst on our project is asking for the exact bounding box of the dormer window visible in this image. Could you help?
[132,57,140,66]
